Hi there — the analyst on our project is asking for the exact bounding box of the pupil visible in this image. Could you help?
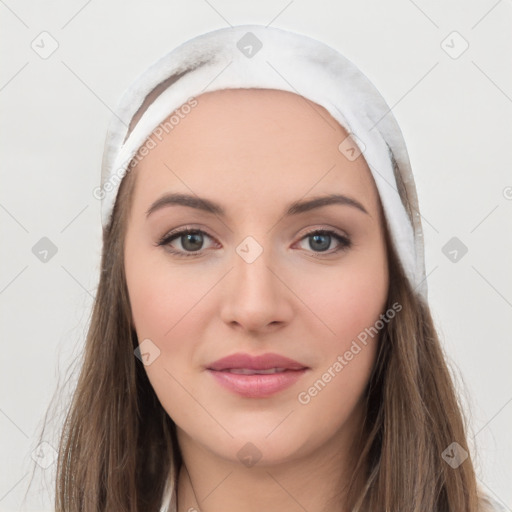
[179,233,332,252]
[183,232,202,251]
[310,234,330,252]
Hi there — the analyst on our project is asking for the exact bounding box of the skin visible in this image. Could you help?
[124,89,389,512]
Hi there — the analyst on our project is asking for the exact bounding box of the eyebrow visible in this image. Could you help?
[145,192,369,219]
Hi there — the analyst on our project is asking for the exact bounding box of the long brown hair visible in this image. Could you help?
[28,156,494,511]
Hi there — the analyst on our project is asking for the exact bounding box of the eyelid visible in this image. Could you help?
[156,225,352,258]
[155,225,218,256]
[293,227,352,255]
[297,225,350,241]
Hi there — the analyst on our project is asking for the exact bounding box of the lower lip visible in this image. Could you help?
[207,369,308,398]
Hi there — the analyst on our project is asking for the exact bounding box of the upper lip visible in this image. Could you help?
[207,352,308,371]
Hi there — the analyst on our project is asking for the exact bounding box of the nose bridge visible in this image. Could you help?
[233,234,279,302]
[220,233,291,330]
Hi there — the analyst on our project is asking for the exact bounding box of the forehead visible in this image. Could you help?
[130,88,380,218]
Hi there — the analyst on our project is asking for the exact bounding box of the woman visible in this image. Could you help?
[49,24,503,511]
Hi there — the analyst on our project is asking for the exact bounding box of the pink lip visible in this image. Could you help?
[206,352,309,398]
[207,352,307,371]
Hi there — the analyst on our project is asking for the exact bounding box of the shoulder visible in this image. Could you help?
[478,493,508,512]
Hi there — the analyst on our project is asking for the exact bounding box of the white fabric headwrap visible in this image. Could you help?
[99,24,428,302]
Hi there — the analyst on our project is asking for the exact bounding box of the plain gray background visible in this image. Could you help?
[1,1,511,510]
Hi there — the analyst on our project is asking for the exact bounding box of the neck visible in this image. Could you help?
[175,410,367,512]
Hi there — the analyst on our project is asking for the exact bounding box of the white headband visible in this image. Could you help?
[99,24,427,301]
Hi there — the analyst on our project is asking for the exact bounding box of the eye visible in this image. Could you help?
[156,228,216,258]
[156,227,352,258]
[295,229,352,256]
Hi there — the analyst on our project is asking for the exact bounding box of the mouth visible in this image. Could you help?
[218,368,294,375]
[206,352,309,398]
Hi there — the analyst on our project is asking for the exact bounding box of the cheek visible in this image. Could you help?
[293,269,386,432]
[295,253,388,346]
[292,249,388,409]
[125,247,217,403]
[125,244,205,339]
[295,340,377,440]
[125,249,209,421]
[126,266,174,338]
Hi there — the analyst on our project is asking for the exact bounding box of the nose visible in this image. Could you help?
[219,242,294,334]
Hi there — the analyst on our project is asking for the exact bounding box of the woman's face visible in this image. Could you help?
[124,89,389,467]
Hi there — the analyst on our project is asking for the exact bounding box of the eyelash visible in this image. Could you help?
[156,227,352,259]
